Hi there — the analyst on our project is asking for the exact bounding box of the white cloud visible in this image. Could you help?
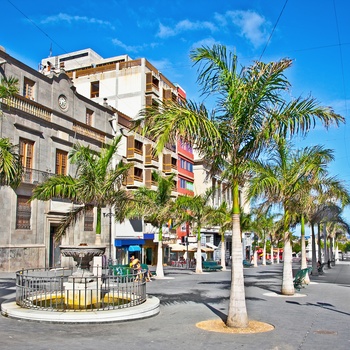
[225,10,270,48]
[112,39,142,53]
[112,38,159,54]
[191,37,220,50]
[41,13,115,30]
[157,19,217,38]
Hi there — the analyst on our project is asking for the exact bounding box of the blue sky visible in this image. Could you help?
[2,0,350,221]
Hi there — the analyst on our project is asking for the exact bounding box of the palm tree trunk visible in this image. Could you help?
[156,227,164,278]
[311,223,318,275]
[300,216,310,284]
[196,227,203,273]
[281,212,294,295]
[220,234,226,271]
[317,223,322,263]
[262,238,266,265]
[95,207,102,245]
[270,237,274,265]
[300,215,307,269]
[253,249,258,267]
[323,224,328,264]
[226,182,248,328]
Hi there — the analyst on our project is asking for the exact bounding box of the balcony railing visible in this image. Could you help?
[1,95,52,122]
[22,168,55,185]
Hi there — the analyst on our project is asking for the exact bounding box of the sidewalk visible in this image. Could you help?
[0,262,349,350]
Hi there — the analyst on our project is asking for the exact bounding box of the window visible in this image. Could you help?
[171,157,177,169]
[90,81,99,98]
[20,138,34,182]
[16,195,31,229]
[84,206,94,231]
[55,150,68,175]
[134,140,143,155]
[134,167,143,182]
[86,108,94,126]
[179,157,193,172]
[23,77,35,100]
[19,139,34,169]
[180,178,193,191]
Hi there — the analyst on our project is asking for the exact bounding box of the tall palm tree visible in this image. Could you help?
[306,176,350,274]
[31,136,131,244]
[249,138,338,294]
[131,171,175,278]
[137,45,343,327]
[175,189,213,273]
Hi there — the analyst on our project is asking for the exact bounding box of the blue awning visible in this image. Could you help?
[128,245,141,252]
[115,239,145,247]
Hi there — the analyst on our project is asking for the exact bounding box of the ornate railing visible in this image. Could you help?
[72,123,106,143]
[16,267,147,311]
[0,95,52,122]
[22,168,54,184]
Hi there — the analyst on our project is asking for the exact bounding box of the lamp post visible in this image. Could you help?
[103,208,115,269]
[186,222,190,269]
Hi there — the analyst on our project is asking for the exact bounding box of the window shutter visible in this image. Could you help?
[145,169,152,188]
[146,72,152,91]
[126,164,134,185]
[163,153,171,173]
[145,95,152,106]
[127,135,135,158]
[145,144,152,164]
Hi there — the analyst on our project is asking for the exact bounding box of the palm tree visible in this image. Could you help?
[175,189,213,273]
[0,76,19,99]
[0,76,22,187]
[137,45,343,327]
[249,138,338,294]
[306,176,350,274]
[0,137,22,187]
[131,171,175,278]
[31,136,131,244]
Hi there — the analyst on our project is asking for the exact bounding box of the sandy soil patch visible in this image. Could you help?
[196,319,274,334]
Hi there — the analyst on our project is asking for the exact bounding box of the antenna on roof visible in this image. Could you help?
[48,43,52,58]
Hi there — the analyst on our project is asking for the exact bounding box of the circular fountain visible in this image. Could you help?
[1,244,159,323]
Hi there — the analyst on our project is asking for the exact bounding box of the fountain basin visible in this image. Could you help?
[1,267,160,323]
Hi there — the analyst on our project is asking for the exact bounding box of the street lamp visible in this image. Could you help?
[186,222,190,269]
[103,208,115,268]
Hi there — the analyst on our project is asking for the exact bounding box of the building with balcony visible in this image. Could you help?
[40,49,182,265]
[0,47,116,271]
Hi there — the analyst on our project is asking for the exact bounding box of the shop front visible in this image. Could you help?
[114,239,145,264]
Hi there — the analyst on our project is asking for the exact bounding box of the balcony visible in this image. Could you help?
[1,95,51,122]
[21,168,55,185]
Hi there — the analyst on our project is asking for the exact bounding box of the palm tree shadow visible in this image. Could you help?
[203,301,227,322]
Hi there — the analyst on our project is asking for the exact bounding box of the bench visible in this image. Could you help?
[243,260,253,267]
[293,267,312,291]
[202,261,223,271]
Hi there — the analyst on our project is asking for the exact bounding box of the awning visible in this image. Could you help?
[206,243,218,249]
[188,244,214,252]
[128,245,141,252]
[115,239,145,247]
[168,243,187,252]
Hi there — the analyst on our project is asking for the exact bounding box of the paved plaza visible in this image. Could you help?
[0,262,349,350]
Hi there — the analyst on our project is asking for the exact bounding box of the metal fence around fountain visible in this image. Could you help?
[15,267,147,311]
